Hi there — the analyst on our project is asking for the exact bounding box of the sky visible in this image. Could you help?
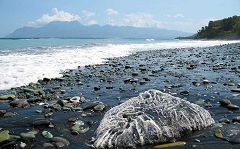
[0,0,239,37]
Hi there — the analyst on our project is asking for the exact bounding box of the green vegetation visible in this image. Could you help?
[195,16,240,39]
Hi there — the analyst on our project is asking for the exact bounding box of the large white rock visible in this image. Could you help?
[94,89,214,148]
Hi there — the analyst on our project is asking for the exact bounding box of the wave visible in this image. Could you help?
[0,40,239,90]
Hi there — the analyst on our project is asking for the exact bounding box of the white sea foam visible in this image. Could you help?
[0,40,239,90]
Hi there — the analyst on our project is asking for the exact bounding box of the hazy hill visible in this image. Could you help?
[189,16,240,39]
[6,21,192,39]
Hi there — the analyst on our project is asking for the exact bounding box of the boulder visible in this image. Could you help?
[94,89,214,148]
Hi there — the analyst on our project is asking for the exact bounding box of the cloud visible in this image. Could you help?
[122,13,165,28]
[106,8,119,16]
[85,20,98,25]
[28,8,81,26]
[82,10,96,17]
[81,10,97,25]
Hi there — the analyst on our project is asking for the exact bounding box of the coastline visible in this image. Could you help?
[1,43,240,148]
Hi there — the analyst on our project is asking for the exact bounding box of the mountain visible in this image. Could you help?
[6,21,192,39]
[178,16,240,39]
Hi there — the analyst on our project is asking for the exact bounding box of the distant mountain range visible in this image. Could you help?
[178,16,240,39]
[6,21,192,39]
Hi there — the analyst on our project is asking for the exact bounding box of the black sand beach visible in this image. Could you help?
[0,43,240,149]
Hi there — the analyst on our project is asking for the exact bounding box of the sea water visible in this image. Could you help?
[0,38,239,90]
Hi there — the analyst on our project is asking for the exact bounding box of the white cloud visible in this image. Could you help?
[122,13,165,28]
[106,8,119,16]
[82,10,96,17]
[81,10,97,25]
[85,20,98,25]
[28,8,81,26]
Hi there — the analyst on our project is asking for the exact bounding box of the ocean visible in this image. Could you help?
[0,38,239,90]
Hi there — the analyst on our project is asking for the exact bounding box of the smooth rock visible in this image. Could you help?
[180,91,189,96]
[51,137,69,147]
[0,94,15,101]
[226,104,239,111]
[43,142,54,148]
[68,117,77,122]
[93,103,105,111]
[232,116,240,123]
[57,100,65,107]
[42,131,53,139]
[203,80,210,84]
[71,120,89,134]
[219,118,230,124]
[219,99,231,106]
[229,135,240,144]
[20,131,37,139]
[0,110,6,115]
[20,142,26,148]
[214,128,223,139]
[55,142,65,148]
[33,119,51,126]
[3,112,16,117]
[0,130,10,143]
[231,89,240,93]
[154,141,186,148]
[94,89,214,148]
[70,96,82,104]
[94,86,100,91]
[10,99,30,108]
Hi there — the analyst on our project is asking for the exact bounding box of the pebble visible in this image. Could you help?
[106,86,113,89]
[132,72,138,76]
[180,91,189,96]
[194,139,201,143]
[194,99,205,105]
[51,137,70,147]
[71,120,85,134]
[226,104,239,111]
[57,100,65,107]
[42,131,53,139]
[219,118,230,124]
[33,119,51,126]
[93,103,105,111]
[70,96,83,104]
[20,142,26,148]
[68,117,77,122]
[203,79,210,84]
[154,141,186,148]
[0,94,16,101]
[214,128,223,139]
[231,89,240,93]
[219,99,231,106]
[139,81,146,85]
[0,130,10,143]
[0,110,6,115]
[94,86,100,91]
[229,136,240,144]
[43,142,55,148]
[232,116,240,123]
[10,99,30,108]
[55,142,65,148]
[3,112,16,117]
[20,131,37,139]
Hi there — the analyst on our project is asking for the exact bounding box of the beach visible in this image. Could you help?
[0,42,240,149]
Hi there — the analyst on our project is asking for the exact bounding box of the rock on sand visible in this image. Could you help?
[94,89,214,148]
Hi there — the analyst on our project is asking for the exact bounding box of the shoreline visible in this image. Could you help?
[0,43,240,148]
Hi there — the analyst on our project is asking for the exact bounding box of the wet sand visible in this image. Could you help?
[0,43,240,149]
